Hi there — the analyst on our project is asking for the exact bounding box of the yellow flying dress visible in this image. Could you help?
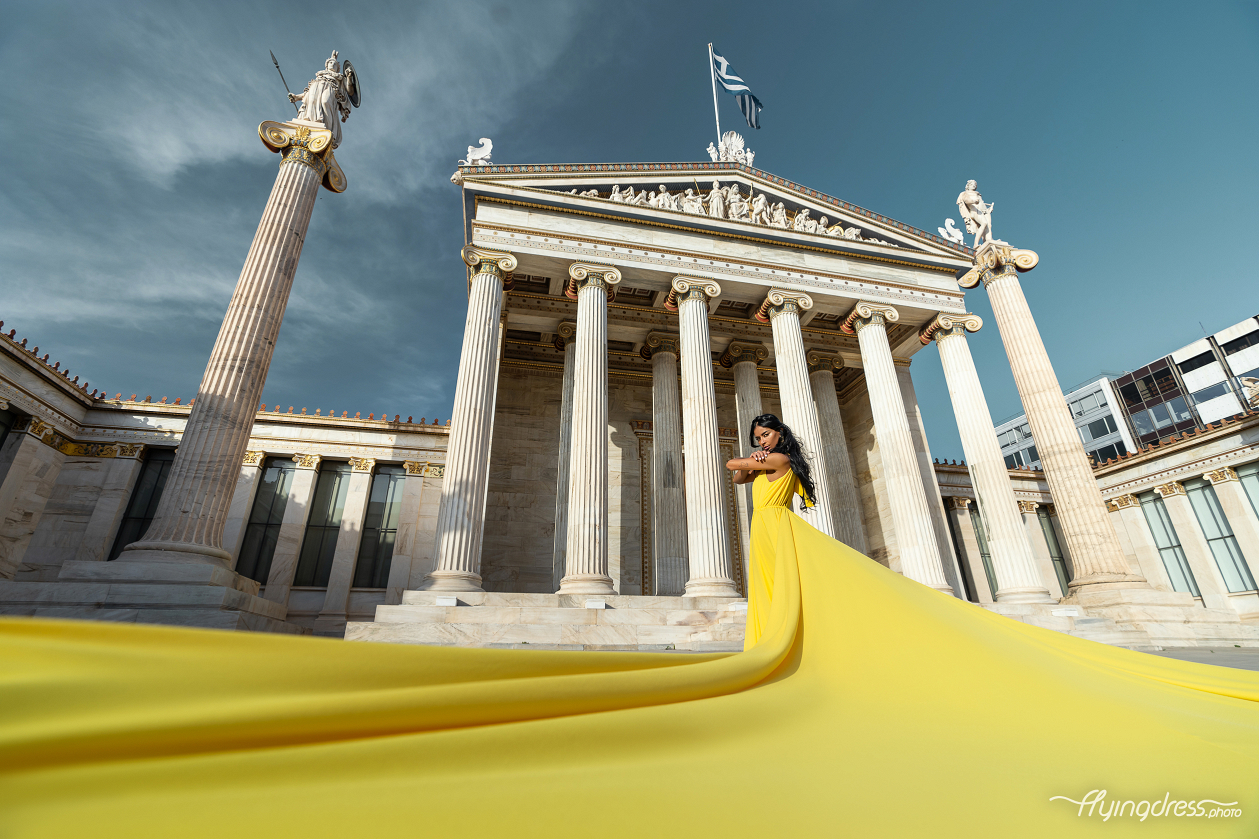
[2,478,1258,837]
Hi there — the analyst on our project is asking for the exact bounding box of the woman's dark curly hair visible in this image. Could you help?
[748,413,816,511]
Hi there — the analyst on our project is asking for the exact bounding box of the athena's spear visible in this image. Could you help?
[270,50,300,114]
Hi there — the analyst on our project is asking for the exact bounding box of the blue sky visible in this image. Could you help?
[3,0,1257,459]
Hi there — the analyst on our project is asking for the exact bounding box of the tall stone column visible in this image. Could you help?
[755,290,836,538]
[551,322,577,593]
[315,457,375,633]
[560,263,621,595]
[720,340,768,581]
[262,453,322,605]
[1204,467,1259,579]
[73,445,146,563]
[960,244,1144,592]
[121,121,348,568]
[1016,501,1065,600]
[642,331,689,595]
[923,314,1053,603]
[946,497,994,602]
[806,350,868,552]
[1153,482,1231,611]
[841,302,951,592]
[672,278,738,597]
[1108,494,1176,590]
[424,247,518,592]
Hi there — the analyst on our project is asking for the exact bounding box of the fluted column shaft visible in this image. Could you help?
[674,279,737,597]
[932,320,1052,602]
[844,304,951,592]
[551,326,577,592]
[123,142,326,566]
[646,334,689,595]
[560,264,621,594]
[807,355,868,552]
[761,293,835,538]
[425,247,517,591]
[726,343,767,581]
[978,250,1141,590]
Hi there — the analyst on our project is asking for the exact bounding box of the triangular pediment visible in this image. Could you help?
[455,160,972,265]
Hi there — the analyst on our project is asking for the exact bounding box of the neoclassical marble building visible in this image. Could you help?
[1,119,1257,648]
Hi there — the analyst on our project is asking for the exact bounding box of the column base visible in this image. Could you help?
[1067,573,1150,595]
[119,540,233,567]
[420,570,485,592]
[994,587,1057,605]
[557,574,616,595]
[684,577,740,598]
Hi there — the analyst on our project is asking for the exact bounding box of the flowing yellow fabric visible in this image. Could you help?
[3,493,1259,836]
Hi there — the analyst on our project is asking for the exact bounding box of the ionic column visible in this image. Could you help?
[121,121,347,568]
[1153,482,1230,610]
[315,457,376,633]
[923,314,1053,603]
[755,290,836,538]
[551,321,577,593]
[560,263,621,594]
[841,302,951,592]
[946,497,994,602]
[961,244,1144,592]
[673,278,738,597]
[720,340,768,579]
[806,350,868,552]
[642,331,689,595]
[424,247,518,592]
[1107,494,1176,590]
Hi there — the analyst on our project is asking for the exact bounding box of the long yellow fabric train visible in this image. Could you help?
[2,485,1258,836]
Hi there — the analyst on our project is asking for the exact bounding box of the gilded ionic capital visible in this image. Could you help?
[754,288,814,323]
[553,320,577,350]
[350,457,376,473]
[919,312,983,345]
[242,450,265,467]
[292,453,322,470]
[565,262,622,300]
[719,340,768,368]
[1204,466,1240,485]
[957,241,1040,289]
[1154,481,1186,498]
[805,349,842,374]
[640,331,682,360]
[258,121,347,193]
[666,276,721,312]
[403,460,426,476]
[839,301,899,335]
[946,496,972,512]
[1017,499,1040,514]
[463,247,518,285]
[1107,494,1141,511]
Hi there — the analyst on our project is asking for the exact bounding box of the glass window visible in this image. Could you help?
[1165,396,1192,424]
[1178,350,1216,375]
[1134,374,1159,402]
[1115,440,1127,457]
[1192,381,1231,404]
[1149,402,1173,429]
[1004,454,1019,469]
[1131,409,1155,436]
[969,506,999,598]
[236,457,297,582]
[1026,445,1039,466]
[1119,382,1143,409]
[1086,417,1113,441]
[1151,365,1177,395]
[1019,425,1032,439]
[353,465,406,588]
[1185,479,1256,592]
[107,448,177,560]
[1240,462,1259,521]
[0,407,15,451]
[1037,507,1071,594]
[944,509,979,602]
[293,461,353,587]
[1221,330,1259,355]
[1138,493,1200,595]
[1091,444,1118,464]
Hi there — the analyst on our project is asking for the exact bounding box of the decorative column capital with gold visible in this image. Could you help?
[463,246,518,289]
[1154,481,1187,498]
[754,288,813,323]
[805,349,842,374]
[1107,494,1141,512]
[919,312,983,345]
[946,496,973,512]
[349,457,376,473]
[292,453,322,470]
[665,276,721,312]
[1017,499,1040,514]
[565,262,622,301]
[242,451,265,467]
[259,121,347,193]
[553,320,577,350]
[640,331,682,360]
[1204,467,1240,485]
[956,242,1040,289]
[720,340,768,368]
[839,301,899,335]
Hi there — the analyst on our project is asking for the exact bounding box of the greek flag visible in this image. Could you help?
[711,48,763,129]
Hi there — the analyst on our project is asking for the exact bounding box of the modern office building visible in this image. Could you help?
[997,314,1259,468]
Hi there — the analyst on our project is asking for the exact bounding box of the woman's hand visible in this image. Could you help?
[750,450,769,463]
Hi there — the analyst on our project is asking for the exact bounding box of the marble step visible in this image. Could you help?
[400,591,743,611]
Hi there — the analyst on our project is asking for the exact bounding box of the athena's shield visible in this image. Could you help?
[342,60,362,108]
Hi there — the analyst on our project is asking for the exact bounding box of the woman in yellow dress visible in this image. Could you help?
[726,413,816,650]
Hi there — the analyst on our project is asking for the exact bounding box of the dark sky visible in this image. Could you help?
[4,1,1258,457]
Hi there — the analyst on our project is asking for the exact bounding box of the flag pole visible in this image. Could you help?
[708,43,721,148]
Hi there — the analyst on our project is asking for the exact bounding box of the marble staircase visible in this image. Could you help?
[345,591,747,651]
